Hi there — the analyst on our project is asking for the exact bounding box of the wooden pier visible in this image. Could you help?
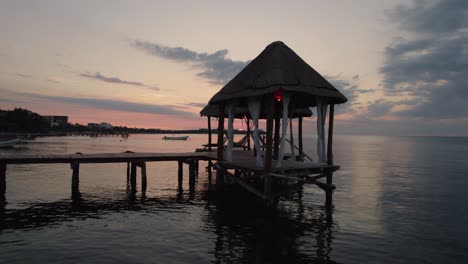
[0,152,214,203]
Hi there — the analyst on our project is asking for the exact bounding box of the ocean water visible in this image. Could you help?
[0,134,467,263]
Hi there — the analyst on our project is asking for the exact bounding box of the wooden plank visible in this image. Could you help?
[0,152,216,164]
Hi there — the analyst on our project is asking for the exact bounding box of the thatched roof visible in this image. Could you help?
[200,104,312,119]
[208,41,347,107]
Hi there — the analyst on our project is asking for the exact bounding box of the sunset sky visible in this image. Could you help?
[1,0,467,136]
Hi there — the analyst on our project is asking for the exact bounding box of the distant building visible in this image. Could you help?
[88,122,113,130]
[42,115,68,127]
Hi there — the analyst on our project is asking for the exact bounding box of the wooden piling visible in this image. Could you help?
[325,171,333,208]
[71,162,80,192]
[130,162,137,191]
[126,162,130,183]
[178,160,183,187]
[0,163,6,199]
[189,160,196,187]
[140,162,147,192]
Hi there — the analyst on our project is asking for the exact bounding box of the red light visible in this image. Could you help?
[274,89,282,102]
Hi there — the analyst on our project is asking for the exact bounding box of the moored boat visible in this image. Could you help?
[162,136,189,140]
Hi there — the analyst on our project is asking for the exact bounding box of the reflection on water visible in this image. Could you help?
[1,135,468,263]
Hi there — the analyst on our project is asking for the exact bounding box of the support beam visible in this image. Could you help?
[298,117,303,160]
[217,165,266,200]
[71,162,80,192]
[327,104,335,165]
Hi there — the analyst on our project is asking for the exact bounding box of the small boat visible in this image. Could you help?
[0,138,20,148]
[162,136,189,140]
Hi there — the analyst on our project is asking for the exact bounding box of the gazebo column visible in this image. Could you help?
[264,95,275,203]
[298,117,303,160]
[326,104,335,208]
[207,116,212,151]
[216,104,225,189]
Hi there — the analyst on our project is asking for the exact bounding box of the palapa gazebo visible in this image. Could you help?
[203,41,347,205]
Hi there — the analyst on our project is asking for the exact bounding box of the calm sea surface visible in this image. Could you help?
[0,134,467,263]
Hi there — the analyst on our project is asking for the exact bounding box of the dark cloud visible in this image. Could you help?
[380,0,468,119]
[1,89,195,118]
[185,102,206,108]
[80,72,160,91]
[132,41,248,84]
[16,73,32,78]
[326,75,375,114]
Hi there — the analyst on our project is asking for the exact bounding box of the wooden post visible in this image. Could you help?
[216,103,225,188]
[298,117,303,159]
[246,117,251,150]
[207,116,212,151]
[325,171,333,208]
[264,95,275,202]
[71,162,80,192]
[130,162,137,191]
[126,162,130,183]
[140,162,147,192]
[189,160,195,188]
[0,163,6,200]
[273,103,281,160]
[178,160,183,188]
[327,104,335,165]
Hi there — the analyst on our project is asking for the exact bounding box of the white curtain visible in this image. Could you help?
[226,103,235,162]
[278,93,291,164]
[248,97,263,167]
[316,97,328,163]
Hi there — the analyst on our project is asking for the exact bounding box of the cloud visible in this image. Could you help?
[380,0,468,119]
[132,40,248,84]
[80,72,160,91]
[326,75,375,114]
[47,78,61,83]
[1,89,195,118]
[16,73,32,78]
[184,102,207,108]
